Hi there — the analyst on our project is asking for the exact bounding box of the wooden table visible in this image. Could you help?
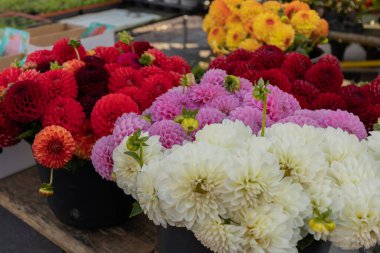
[0,167,158,253]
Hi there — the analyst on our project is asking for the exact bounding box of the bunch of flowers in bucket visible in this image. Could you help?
[0,33,190,196]
[203,0,328,54]
[210,45,380,132]
[91,69,380,251]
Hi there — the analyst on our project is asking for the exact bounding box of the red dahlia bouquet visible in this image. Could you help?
[0,32,190,196]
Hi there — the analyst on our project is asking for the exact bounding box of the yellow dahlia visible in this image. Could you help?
[225,13,243,30]
[263,1,282,13]
[238,38,262,51]
[203,14,218,32]
[252,12,281,42]
[239,0,263,22]
[226,24,247,49]
[284,1,310,18]
[267,24,295,51]
[208,0,232,27]
[243,19,254,34]
[291,10,321,38]
[224,0,245,11]
[32,125,75,169]
[207,27,226,48]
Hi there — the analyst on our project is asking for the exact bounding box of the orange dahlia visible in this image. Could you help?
[291,10,320,38]
[208,0,232,27]
[207,27,226,48]
[284,1,310,18]
[73,120,96,160]
[32,125,75,169]
[313,19,329,38]
[62,59,85,75]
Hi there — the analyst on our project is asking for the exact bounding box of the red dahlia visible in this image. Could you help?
[139,66,165,77]
[114,41,131,53]
[131,41,153,56]
[104,63,122,74]
[75,64,109,94]
[0,67,22,88]
[91,94,140,137]
[165,56,190,74]
[141,48,168,68]
[43,97,85,133]
[209,56,228,71]
[79,89,107,118]
[367,75,380,105]
[18,69,42,82]
[311,93,347,111]
[0,101,21,148]
[361,105,380,131]
[94,46,120,63]
[25,50,53,73]
[254,69,291,92]
[117,86,151,111]
[282,52,312,81]
[227,49,254,62]
[3,80,48,123]
[340,85,371,116]
[237,69,260,84]
[40,69,78,100]
[293,95,311,109]
[141,74,174,101]
[305,62,343,93]
[233,61,264,76]
[251,45,285,69]
[291,80,320,103]
[108,67,143,92]
[317,54,340,70]
[52,38,87,64]
[117,52,141,69]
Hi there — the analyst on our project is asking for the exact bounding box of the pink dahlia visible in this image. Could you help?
[187,83,228,106]
[149,120,186,148]
[91,135,117,181]
[278,115,319,127]
[200,69,227,86]
[112,112,151,145]
[228,106,272,134]
[196,107,226,129]
[206,94,240,114]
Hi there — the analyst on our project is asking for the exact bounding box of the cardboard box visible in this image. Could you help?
[0,141,35,179]
[27,23,115,53]
[0,53,24,71]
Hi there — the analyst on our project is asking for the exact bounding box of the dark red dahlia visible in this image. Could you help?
[51,38,87,64]
[108,67,143,92]
[141,74,174,101]
[282,52,312,81]
[0,67,22,88]
[291,80,320,103]
[131,41,153,56]
[42,97,85,133]
[237,69,260,84]
[340,85,371,116]
[227,49,254,62]
[40,69,78,100]
[293,94,311,109]
[75,64,109,95]
[251,45,285,69]
[117,52,141,69]
[78,89,106,118]
[25,50,53,72]
[94,46,120,63]
[0,101,21,148]
[311,93,347,111]
[3,80,48,123]
[361,105,380,131]
[81,56,106,66]
[305,62,343,93]
[209,56,228,71]
[366,75,380,105]
[91,94,140,137]
[254,69,291,92]
[117,86,151,111]
[233,61,264,76]
[317,54,340,70]
[165,56,190,74]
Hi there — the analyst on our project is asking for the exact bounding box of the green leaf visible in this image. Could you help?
[129,201,143,218]
[140,137,149,142]
[125,151,140,164]
[15,129,37,140]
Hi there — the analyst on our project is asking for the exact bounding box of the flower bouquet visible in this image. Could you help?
[209,45,380,133]
[0,32,190,228]
[91,63,380,252]
[203,0,328,55]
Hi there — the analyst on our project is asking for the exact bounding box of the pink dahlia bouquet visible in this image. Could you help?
[92,71,380,252]
[210,45,380,132]
[0,32,190,196]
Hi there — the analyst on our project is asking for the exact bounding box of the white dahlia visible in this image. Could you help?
[220,149,283,211]
[329,180,380,250]
[266,124,328,186]
[113,133,162,198]
[192,217,245,253]
[136,159,167,226]
[195,119,252,151]
[328,154,380,187]
[238,204,298,253]
[156,142,229,228]
[367,131,380,161]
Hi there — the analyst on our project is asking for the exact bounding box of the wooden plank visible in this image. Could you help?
[0,168,158,253]
[329,31,380,47]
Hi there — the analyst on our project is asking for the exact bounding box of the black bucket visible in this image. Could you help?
[37,161,134,229]
[158,226,331,253]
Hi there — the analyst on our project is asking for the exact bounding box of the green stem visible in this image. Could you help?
[49,169,54,186]
[74,48,80,60]
[261,93,267,137]
[139,144,143,168]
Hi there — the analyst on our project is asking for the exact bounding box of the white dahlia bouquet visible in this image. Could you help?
[92,73,380,252]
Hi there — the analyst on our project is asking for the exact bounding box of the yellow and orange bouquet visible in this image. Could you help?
[203,0,329,55]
